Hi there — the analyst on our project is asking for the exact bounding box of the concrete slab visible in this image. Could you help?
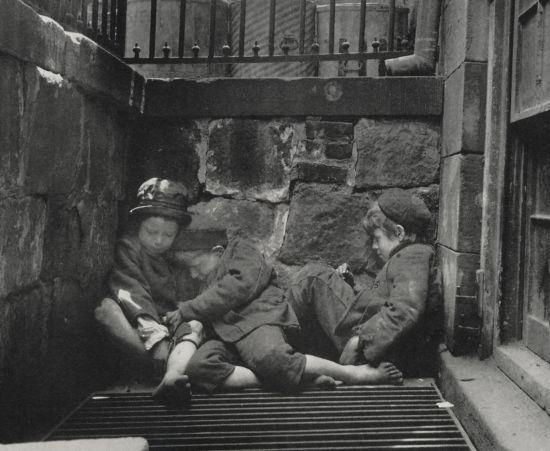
[439,348,550,451]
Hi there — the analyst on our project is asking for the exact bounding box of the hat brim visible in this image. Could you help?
[130,205,193,225]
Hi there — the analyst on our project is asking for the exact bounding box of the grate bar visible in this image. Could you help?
[46,384,474,450]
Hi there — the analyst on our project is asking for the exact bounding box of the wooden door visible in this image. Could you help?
[523,132,550,361]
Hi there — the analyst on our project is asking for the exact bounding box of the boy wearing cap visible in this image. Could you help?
[95,178,203,405]
[286,188,441,377]
[164,235,404,394]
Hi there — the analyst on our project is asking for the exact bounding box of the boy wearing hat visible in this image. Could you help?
[286,188,441,376]
[95,178,204,404]
[164,234,404,394]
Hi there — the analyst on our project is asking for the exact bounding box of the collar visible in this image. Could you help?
[388,240,415,259]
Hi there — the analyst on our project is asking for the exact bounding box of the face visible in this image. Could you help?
[371,228,402,262]
[138,216,179,255]
[188,251,222,280]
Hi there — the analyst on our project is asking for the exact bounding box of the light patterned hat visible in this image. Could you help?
[129,178,192,224]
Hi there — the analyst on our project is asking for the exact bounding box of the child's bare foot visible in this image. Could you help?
[152,372,191,406]
[344,362,403,385]
[309,374,341,389]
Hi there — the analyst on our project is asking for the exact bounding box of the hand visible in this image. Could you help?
[336,263,349,277]
[163,309,184,333]
[339,335,361,365]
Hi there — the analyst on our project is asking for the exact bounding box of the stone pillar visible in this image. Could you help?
[438,0,489,355]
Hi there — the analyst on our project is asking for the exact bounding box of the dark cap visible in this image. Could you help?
[130,178,192,224]
[377,188,431,234]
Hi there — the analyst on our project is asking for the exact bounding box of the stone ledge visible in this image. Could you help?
[0,0,144,110]
[438,349,550,451]
[144,77,444,118]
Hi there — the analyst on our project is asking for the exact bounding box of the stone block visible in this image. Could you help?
[64,32,144,110]
[291,161,349,184]
[206,119,296,202]
[305,120,354,140]
[0,197,47,299]
[438,154,483,253]
[325,140,353,159]
[440,0,489,77]
[355,119,441,188]
[442,62,487,157]
[22,66,84,195]
[410,184,440,243]
[0,55,24,193]
[279,183,377,271]
[0,0,66,74]
[439,245,480,355]
[127,118,203,203]
[83,98,127,199]
[188,198,288,258]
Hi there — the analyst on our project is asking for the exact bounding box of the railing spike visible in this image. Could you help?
[162,42,171,58]
[222,43,231,57]
[311,39,320,54]
[133,43,141,59]
[252,41,260,56]
[192,41,200,58]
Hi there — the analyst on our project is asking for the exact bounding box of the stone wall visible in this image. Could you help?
[438,0,489,354]
[0,0,144,442]
[128,115,441,289]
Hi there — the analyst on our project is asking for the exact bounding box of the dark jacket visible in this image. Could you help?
[337,242,441,373]
[177,237,299,343]
[108,234,195,325]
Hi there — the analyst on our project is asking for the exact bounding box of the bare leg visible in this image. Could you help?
[304,355,403,385]
[153,320,204,405]
[219,366,261,390]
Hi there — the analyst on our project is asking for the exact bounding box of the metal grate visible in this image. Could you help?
[45,384,475,450]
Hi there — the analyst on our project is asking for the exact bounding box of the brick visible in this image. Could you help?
[438,154,484,253]
[206,119,296,202]
[0,197,46,299]
[304,139,324,157]
[355,119,441,188]
[442,62,487,157]
[291,161,349,184]
[439,245,480,354]
[280,183,377,271]
[305,120,354,140]
[325,140,353,159]
[440,0,489,77]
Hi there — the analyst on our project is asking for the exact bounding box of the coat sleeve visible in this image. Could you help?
[108,237,160,325]
[356,247,431,362]
[177,238,272,322]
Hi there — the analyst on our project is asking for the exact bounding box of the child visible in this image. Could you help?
[164,234,403,394]
[285,188,441,377]
[95,178,204,405]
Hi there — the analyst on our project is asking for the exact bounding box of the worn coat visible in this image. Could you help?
[176,237,299,343]
[108,233,196,325]
[337,242,441,372]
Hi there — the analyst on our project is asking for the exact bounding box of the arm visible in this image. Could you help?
[356,247,431,362]
[177,238,272,322]
[108,237,161,325]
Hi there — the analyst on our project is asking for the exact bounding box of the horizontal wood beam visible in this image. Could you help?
[144,77,444,118]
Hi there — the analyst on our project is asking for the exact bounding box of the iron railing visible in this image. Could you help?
[21,0,126,56]
[127,0,414,76]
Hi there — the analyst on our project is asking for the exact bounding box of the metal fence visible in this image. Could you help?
[22,0,126,56]
[127,0,413,76]
[21,0,413,76]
